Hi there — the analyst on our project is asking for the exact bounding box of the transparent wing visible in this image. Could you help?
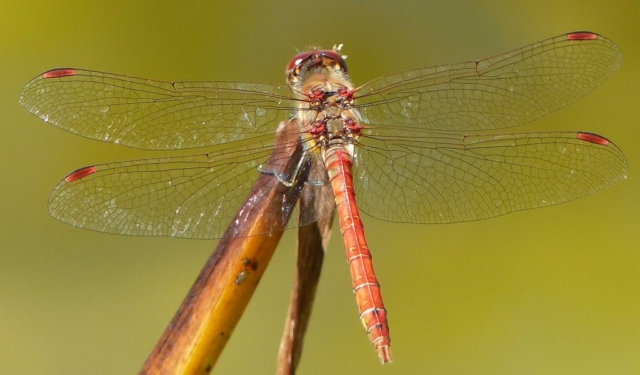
[354,130,627,223]
[47,132,330,239]
[20,69,298,150]
[355,32,622,131]
[27,32,627,236]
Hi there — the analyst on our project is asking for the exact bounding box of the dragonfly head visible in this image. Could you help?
[286,45,349,92]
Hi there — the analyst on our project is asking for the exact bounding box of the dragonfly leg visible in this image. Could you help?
[258,153,309,188]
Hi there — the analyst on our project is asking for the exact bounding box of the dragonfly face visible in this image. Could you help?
[286,48,348,89]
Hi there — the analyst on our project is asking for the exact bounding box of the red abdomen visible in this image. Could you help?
[323,145,392,363]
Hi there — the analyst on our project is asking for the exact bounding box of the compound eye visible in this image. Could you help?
[286,51,314,72]
[318,50,348,73]
[285,49,348,74]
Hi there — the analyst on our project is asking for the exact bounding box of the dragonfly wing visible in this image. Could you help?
[48,135,299,239]
[20,69,297,150]
[355,32,621,131]
[49,132,335,238]
[354,130,627,223]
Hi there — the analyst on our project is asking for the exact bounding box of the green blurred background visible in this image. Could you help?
[2,1,639,374]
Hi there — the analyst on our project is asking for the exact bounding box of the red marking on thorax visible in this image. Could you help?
[309,121,326,136]
[339,88,354,100]
[65,166,97,182]
[566,32,598,40]
[577,132,610,145]
[309,91,324,100]
[346,119,363,133]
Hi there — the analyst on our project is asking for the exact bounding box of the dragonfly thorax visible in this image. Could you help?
[297,83,363,149]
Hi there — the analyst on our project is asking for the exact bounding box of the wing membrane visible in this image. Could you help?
[20,69,297,150]
[355,32,622,131]
[48,132,334,238]
[49,136,273,238]
[355,130,627,223]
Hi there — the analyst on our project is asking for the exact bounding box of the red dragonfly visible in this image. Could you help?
[20,31,627,363]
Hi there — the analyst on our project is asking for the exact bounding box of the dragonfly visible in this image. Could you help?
[20,31,627,363]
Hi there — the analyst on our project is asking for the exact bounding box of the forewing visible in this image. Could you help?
[20,69,297,150]
[355,32,621,131]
